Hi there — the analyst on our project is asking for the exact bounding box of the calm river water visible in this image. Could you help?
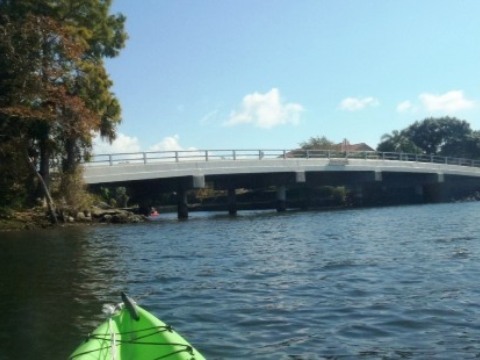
[2,203,480,359]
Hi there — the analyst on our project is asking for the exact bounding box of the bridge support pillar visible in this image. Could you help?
[353,185,364,205]
[193,175,205,188]
[276,185,287,212]
[406,185,424,203]
[177,189,188,220]
[424,183,448,203]
[228,188,237,216]
[296,171,306,183]
[415,185,424,198]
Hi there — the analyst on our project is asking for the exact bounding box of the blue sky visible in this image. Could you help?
[94,0,480,154]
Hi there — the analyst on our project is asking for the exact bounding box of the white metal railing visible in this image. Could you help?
[83,149,480,168]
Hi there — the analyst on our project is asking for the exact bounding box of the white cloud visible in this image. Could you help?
[148,135,201,161]
[93,133,197,156]
[93,133,141,154]
[149,134,186,151]
[224,88,303,129]
[200,109,219,125]
[419,90,474,112]
[396,100,417,113]
[339,96,379,111]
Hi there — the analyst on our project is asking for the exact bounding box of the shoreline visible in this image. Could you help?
[3,195,478,232]
[0,206,147,232]
[0,208,56,231]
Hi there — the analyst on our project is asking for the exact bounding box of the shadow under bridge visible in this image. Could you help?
[83,149,480,218]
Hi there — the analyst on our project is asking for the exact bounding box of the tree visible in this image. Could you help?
[0,0,127,208]
[299,136,335,150]
[441,131,480,159]
[53,0,127,173]
[0,12,87,218]
[376,117,478,158]
[377,130,421,153]
[0,12,81,191]
[403,117,472,155]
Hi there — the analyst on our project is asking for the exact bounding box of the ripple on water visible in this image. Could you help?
[3,203,480,359]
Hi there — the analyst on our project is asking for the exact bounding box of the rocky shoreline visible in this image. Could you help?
[0,206,147,232]
[59,207,146,224]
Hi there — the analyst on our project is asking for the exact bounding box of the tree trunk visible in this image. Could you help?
[25,148,58,225]
[63,136,77,173]
[39,136,51,189]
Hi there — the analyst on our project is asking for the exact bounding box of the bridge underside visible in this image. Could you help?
[87,168,480,219]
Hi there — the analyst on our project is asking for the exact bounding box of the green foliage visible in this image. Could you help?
[299,136,335,150]
[114,187,129,208]
[54,167,94,210]
[0,140,33,208]
[440,131,480,159]
[332,186,347,204]
[0,0,127,209]
[377,130,422,153]
[0,206,14,219]
[404,117,472,155]
[99,186,129,208]
[377,117,480,159]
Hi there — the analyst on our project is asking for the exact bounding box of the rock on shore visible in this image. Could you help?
[0,206,146,231]
[90,207,145,224]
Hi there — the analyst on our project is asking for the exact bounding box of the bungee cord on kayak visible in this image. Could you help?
[68,293,205,360]
[68,333,195,360]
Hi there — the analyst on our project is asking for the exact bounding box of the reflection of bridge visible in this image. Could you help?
[83,149,480,218]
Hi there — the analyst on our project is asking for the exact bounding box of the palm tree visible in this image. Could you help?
[377,130,421,153]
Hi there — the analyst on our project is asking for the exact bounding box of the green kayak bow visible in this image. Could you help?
[68,293,206,360]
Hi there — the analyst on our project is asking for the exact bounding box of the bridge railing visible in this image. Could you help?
[84,149,480,169]
[86,149,291,165]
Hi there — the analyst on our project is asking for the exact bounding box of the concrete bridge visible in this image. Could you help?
[83,149,480,218]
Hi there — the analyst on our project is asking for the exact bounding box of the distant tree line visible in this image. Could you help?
[300,116,480,160]
[0,0,127,210]
[299,136,335,150]
[376,117,480,158]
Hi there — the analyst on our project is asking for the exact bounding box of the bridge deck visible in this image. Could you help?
[83,150,480,185]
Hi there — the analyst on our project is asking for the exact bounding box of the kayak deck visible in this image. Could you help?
[69,297,206,360]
